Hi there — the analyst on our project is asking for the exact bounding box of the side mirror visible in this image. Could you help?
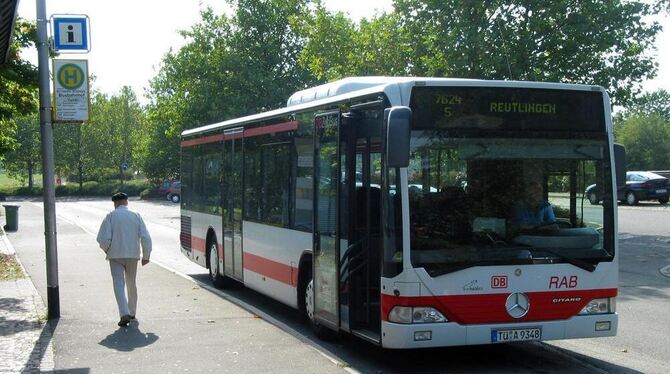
[386,107,412,168]
[613,143,626,187]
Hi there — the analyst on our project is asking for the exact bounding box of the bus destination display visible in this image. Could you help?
[410,86,606,132]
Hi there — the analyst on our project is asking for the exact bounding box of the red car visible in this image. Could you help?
[158,180,181,203]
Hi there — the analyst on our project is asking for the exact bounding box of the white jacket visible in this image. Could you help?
[96,205,152,260]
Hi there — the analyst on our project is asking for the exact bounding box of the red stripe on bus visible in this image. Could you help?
[243,252,298,287]
[181,134,225,147]
[191,236,206,253]
[243,121,298,138]
[181,121,297,147]
[226,131,243,139]
[381,288,617,324]
[189,235,223,260]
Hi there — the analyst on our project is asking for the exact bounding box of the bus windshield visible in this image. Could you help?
[406,87,614,276]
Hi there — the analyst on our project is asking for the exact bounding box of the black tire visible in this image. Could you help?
[207,238,227,288]
[587,192,599,205]
[659,197,669,205]
[302,271,337,340]
[171,194,180,203]
[625,191,638,206]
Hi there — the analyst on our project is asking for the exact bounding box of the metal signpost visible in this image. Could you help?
[36,3,91,319]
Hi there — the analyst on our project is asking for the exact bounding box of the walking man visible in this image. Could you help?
[96,192,152,327]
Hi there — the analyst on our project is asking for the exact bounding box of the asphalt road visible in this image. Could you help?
[8,197,670,373]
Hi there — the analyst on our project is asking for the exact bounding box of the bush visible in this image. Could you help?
[140,187,159,200]
[13,186,42,196]
[55,184,80,196]
[0,179,152,197]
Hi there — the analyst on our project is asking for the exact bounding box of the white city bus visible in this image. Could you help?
[179,77,622,348]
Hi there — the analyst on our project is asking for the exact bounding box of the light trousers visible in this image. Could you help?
[109,258,138,317]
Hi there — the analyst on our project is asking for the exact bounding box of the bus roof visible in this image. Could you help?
[182,77,606,138]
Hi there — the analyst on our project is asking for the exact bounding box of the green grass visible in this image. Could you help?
[0,172,23,188]
[0,174,152,197]
[0,172,42,189]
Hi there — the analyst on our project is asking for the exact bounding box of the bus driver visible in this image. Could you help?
[511,180,559,234]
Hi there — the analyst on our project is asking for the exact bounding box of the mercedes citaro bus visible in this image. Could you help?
[179,77,623,348]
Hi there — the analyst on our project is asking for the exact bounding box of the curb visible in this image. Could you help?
[0,227,55,372]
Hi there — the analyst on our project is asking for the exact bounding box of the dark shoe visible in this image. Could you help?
[129,315,136,320]
[118,315,131,327]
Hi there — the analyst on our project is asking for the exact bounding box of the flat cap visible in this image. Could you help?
[111,192,128,201]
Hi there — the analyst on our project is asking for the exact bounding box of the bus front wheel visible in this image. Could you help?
[304,277,337,340]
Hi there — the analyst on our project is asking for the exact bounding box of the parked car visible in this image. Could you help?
[585,171,670,205]
[158,180,181,203]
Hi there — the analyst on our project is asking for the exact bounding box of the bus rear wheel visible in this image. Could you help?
[303,276,336,340]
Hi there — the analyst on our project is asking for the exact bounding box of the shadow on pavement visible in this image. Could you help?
[21,319,58,373]
[0,297,29,313]
[541,343,645,374]
[98,321,159,352]
[0,298,37,338]
[41,369,90,373]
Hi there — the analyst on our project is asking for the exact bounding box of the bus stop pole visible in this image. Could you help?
[36,0,60,319]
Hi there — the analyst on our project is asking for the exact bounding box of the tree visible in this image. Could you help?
[0,19,38,160]
[615,114,670,170]
[144,1,317,181]
[294,5,411,80]
[629,89,670,121]
[54,122,88,188]
[134,120,180,182]
[394,0,662,106]
[297,0,663,106]
[54,87,146,184]
[1,113,41,190]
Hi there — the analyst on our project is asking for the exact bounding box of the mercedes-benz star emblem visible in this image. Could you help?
[505,292,530,318]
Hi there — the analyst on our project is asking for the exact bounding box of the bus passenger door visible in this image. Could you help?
[342,108,383,342]
[223,128,244,281]
[312,112,341,330]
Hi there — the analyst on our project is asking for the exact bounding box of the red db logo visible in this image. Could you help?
[491,275,508,289]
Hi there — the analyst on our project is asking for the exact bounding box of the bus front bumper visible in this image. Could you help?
[380,313,618,349]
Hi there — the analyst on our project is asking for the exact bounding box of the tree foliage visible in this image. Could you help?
[143,0,317,180]
[613,89,670,170]
[0,19,38,160]
[54,87,145,184]
[1,113,41,190]
[628,89,670,121]
[294,5,410,80]
[615,113,670,170]
[297,0,662,106]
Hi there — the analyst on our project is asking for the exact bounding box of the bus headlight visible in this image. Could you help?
[579,298,615,315]
[388,306,447,324]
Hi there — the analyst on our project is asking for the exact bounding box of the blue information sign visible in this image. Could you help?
[52,16,90,52]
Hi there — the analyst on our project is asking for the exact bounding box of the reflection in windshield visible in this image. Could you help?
[407,134,614,276]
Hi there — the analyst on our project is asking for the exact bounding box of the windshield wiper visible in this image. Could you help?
[423,257,533,276]
[525,247,596,272]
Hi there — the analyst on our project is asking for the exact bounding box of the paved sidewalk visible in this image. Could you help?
[4,201,349,373]
[0,227,54,373]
